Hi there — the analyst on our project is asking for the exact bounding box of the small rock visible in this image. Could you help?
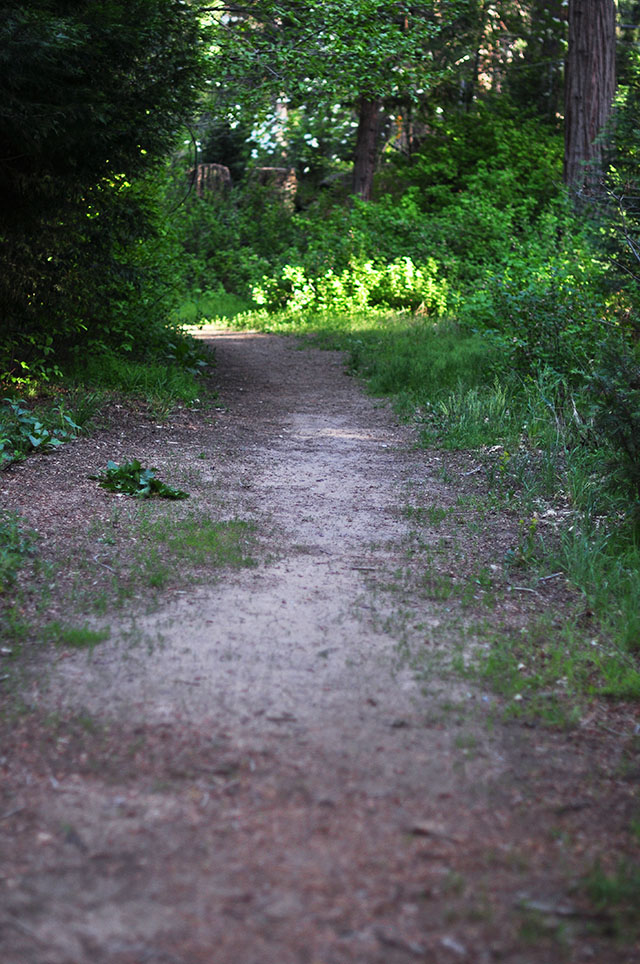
[440,935,467,957]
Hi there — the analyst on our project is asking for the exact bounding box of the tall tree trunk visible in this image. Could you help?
[564,0,617,191]
[353,97,381,201]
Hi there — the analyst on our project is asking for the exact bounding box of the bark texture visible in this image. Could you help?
[564,0,616,190]
[353,97,382,201]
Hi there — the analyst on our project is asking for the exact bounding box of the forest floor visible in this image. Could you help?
[0,330,639,964]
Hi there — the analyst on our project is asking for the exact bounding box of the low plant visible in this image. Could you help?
[44,622,110,650]
[90,460,189,500]
[0,397,81,469]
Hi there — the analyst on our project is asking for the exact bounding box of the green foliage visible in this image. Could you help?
[138,514,257,571]
[0,0,206,377]
[392,106,564,214]
[198,118,253,182]
[44,622,110,650]
[0,397,81,469]
[471,258,609,377]
[208,0,461,112]
[173,183,294,297]
[91,461,189,500]
[252,257,447,314]
[587,341,640,507]
[0,512,36,592]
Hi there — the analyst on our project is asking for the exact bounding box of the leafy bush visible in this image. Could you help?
[587,341,640,508]
[252,257,448,314]
[173,181,294,297]
[387,104,564,219]
[456,213,612,377]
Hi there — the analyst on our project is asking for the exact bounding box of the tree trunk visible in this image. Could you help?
[564,0,616,191]
[353,97,381,201]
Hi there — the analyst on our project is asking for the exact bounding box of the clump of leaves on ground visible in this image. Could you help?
[91,460,190,500]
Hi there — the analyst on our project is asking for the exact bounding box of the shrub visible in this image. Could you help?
[587,340,640,508]
[252,257,448,315]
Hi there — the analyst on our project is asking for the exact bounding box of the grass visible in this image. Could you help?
[67,352,204,410]
[471,613,640,725]
[75,509,258,604]
[137,512,257,572]
[43,622,111,650]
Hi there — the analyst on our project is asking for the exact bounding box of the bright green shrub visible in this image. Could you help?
[252,257,448,315]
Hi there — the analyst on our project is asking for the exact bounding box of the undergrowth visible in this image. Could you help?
[0,396,84,469]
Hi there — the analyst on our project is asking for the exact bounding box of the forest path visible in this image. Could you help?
[1,331,635,964]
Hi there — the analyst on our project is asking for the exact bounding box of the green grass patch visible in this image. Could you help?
[137,512,257,575]
[44,622,111,649]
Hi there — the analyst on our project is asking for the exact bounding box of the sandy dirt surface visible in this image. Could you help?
[1,331,638,964]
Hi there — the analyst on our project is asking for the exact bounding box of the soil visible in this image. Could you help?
[0,329,639,964]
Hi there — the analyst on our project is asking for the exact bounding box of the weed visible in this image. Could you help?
[90,460,189,500]
[0,397,81,468]
[403,503,450,526]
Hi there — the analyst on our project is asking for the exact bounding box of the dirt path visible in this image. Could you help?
[1,332,638,963]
